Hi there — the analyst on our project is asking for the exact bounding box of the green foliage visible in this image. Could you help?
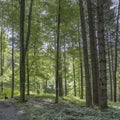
[0,0,118,111]
[16,95,120,120]
[0,0,86,98]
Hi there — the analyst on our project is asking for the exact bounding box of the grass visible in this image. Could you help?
[13,94,120,120]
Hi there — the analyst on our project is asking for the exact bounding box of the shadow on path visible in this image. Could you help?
[0,101,30,120]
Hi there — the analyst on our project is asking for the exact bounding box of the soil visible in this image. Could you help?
[0,101,30,120]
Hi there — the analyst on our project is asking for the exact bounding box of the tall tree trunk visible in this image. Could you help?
[73,57,76,96]
[97,0,108,109]
[20,0,26,102]
[64,38,67,96]
[86,0,99,106]
[107,34,113,101]
[79,0,92,107]
[58,56,63,97]
[11,6,15,98]
[26,53,30,95]
[80,61,83,99]
[78,21,83,99]
[25,0,33,54]
[0,9,3,93]
[72,40,76,97]
[55,0,61,103]
[25,0,33,96]
[113,0,120,102]
[110,41,114,80]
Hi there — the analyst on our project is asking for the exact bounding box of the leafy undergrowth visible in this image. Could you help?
[13,94,120,120]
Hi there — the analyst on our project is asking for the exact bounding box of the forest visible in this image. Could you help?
[0,0,120,120]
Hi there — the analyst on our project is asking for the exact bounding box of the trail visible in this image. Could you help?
[0,101,30,120]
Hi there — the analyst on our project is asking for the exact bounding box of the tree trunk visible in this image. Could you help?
[80,61,83,99]
[25,0,33,54]
[20,0,26,102]
[79,0,92,107]
[11,7,15,98]
[106,34,113,101]
[0,31,3,93]
[73,57,76,96]
[86,0,99,106]
[78,21,83,99]
[26,53,30,95]
[97,0,108,109]
[0,9,3,93]
[113,1,120,102]
[58,56,63,97]
[55,0,61,103]
[110,41,114,81]
[25,0,33,96]
[64,38,67,96]
[72,40,76,97]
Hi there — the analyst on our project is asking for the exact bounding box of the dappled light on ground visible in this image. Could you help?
[16,95,120,120]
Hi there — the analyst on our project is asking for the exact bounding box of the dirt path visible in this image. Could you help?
[0,101,30,120]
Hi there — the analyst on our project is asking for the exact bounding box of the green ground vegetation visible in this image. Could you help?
[11,94,120,120]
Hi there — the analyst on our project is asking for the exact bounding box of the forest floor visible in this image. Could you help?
[13,94,120,120]
[0,101,30,120]
[1,94,120,120]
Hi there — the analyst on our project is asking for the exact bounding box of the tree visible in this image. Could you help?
[0,7,3,93]
[63,38,67,96]
[86,0,99,105]
[72,44,76,96]
[113,0,120,102]
[97,0,108,109]
[11,1,15,98]
[106,33,113,101]
[78,29,84,99]
[19,0,26,102]
[79,0,92,107]
[55,0,61,103]
[26,0,33,96]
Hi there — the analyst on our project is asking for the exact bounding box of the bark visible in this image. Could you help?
[25,0,33,55]
[11,9,15,98]
[78,21,83,99]
[97,0,108,109]
[20,0,26,102]
[79,0,92,106]
[26,53,30,95]
[86,0,99,106]
[26,0,33,96]
[58,56,63,97]
[106,34,113,101]
[64,38,67,96]
[0,9,3,93]
[113,1,120,102]
[110,42,114,80]
[55,0,61,103]
[73,57,76,96]
[72,40,76,97]
[80,61,83,99]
